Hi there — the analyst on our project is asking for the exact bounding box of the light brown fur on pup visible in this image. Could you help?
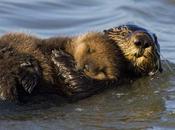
[0,32,120,80]
[0,32,121,101]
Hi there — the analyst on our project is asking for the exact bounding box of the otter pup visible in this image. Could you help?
[0,32,120,102]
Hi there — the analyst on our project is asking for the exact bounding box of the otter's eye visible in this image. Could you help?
[87,48,95,53]
[143,42,150,48]
[134,40,142,46]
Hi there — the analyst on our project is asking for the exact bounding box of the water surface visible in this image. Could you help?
[0,0,175,130]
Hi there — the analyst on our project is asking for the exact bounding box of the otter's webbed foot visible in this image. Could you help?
[18,57,42,94]
[0,51,42,102]
[51,50,117,101]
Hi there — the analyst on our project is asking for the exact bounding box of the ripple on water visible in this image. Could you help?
[0,0,175,130]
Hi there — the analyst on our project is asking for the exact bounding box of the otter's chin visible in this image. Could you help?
[148,71,156,76]
[132,56,156,76]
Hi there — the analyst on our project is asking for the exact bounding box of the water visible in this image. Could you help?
[0,0,175,130]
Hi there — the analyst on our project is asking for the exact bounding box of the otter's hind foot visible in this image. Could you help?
[0,50,42,102]
[18,57,42,94]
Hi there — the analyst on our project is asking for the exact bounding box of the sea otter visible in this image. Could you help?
[0,24,162,102]
[51,24,163,98]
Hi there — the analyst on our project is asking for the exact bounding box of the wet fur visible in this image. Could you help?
[104,25,162,76]
[0,25,162,102]
[0,32,121,101]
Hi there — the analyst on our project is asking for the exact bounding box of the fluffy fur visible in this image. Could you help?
[0,32,120,101]
[0,24,162,102]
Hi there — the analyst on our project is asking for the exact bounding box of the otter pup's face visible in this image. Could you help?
[72,33,120,80]
[104,25,162,76]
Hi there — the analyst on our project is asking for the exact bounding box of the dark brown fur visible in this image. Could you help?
[104,25,162,77]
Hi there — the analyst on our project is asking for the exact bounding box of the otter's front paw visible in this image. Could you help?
[51,50,105,100]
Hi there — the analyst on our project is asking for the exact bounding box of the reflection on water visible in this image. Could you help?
[0,0,175,130]
[1,62,175,130]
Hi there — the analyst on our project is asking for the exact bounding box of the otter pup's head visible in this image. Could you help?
[72,33,121,80]
[104,24,162,76]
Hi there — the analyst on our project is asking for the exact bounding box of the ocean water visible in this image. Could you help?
[0,0,175,130]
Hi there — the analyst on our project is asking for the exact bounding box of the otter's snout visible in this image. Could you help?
[78,62,98,73]
[134,39,150,49]
[76,62,109,80]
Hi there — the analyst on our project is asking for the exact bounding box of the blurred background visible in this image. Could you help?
[0,0,175,130]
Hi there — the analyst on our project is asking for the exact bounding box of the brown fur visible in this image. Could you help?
[0,32,120,80]
[70,33,121,80]
[0,43,41,101]
[0,32,121,101]
[0,25,162,101]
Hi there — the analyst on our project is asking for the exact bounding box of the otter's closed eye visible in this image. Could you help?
[87,48,96,53]
[84,64,89,71]
[143,42,150,48]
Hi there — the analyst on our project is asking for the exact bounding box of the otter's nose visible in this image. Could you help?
[134,39,150,48]
[134,40,142,46]
[76,62,97,72]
